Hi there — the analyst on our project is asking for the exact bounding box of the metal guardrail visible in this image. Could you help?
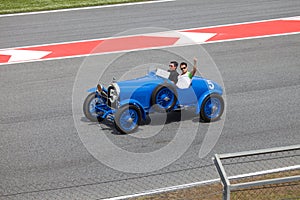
[213,145,300,200]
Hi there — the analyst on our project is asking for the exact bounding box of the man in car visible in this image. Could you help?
[176,57,197,89]
[168,61,179,84]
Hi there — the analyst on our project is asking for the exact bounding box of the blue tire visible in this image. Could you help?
[115,105,141,134]
[83,92,105,122]
[151,85,177,112]
[200,94,224,122]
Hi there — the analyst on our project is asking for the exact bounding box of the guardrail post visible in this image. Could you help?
[213,145,300,200]
[213,154,231,200]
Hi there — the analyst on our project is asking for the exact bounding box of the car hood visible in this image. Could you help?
[116,72,167,89]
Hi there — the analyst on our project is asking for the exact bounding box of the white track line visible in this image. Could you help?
[0,0,176,18]
[182,15,300,32]
[104,165,300,200]
[104,178,219,200]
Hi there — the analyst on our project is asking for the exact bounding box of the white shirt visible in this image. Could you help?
[176,72,192,89]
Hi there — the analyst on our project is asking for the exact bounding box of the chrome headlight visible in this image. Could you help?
[96,84,108,98]
[97,84,103,93]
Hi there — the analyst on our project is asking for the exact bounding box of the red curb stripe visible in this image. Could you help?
[1,17,299,64]
[184,20,300,42]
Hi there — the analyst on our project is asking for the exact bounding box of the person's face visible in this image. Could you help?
[180,64,187,73]
[169,63,176,71]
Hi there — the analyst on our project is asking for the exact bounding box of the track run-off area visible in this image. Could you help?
[1,16,300,64]
[1,0,300,199]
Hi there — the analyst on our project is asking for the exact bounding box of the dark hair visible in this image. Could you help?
[180,62,187,67]
[170,61,178,68]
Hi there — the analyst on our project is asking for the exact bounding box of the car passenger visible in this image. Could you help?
[176,57,197,89]
[168,61,179,84]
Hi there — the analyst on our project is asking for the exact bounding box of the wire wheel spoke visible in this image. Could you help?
[120,109,137,130]
[205,98,220,118]
[157,88,173,108]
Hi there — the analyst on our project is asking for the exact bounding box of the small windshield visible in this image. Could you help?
[155,68,170,79]
[147,63,169,74]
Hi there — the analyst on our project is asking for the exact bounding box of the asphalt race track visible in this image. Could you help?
[1,0,300,199]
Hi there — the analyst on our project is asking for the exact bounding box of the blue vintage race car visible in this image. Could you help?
[83,68,224,134]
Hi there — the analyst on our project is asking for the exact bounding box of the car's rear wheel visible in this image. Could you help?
[115,104,141,134]
[151,85,177,112]
[200,94,224,122]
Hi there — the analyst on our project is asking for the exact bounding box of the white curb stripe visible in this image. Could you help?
[0,49,52,62]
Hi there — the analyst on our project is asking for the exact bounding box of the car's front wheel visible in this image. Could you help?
[83,92,105,122]
[115,104,141,134]
[200,94,224,122]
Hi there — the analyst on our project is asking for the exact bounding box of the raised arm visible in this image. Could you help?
[191,57,197,77]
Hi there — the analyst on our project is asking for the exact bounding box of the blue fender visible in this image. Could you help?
[196,90,223,114]
[87,87,97,93]
[119,99,147,120]
[87,86,108,93]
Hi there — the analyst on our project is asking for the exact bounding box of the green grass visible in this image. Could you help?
[0,0,150,14]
